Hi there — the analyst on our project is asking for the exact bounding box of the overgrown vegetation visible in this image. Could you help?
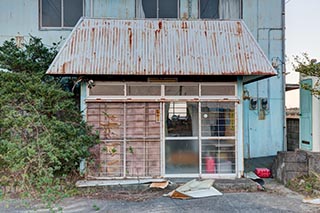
[286,172,320,198]
[294,53,320,96]
[0,36,99,206]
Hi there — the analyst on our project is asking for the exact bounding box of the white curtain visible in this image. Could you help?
[136,0,145,18]
[219,0,241,19]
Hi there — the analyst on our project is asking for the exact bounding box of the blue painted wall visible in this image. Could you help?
[0,0,285,158]
[243,0,285,158]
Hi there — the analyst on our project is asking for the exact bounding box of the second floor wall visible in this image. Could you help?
[0,0,283,49]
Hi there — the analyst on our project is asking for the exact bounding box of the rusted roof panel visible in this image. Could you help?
[46,18,276,76]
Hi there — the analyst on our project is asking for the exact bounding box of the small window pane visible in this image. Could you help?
[201,85,235,96]
[159,0,178,18]
[201,139,235,174]
[127,85,161,96]
[42,0,62,27]
[201,102,235,137]
[165,102,199,137]
[63,0,83,27]
[200,0,219,19]
[165,85,199,96]
[142,0,157,18]
[89,85,124,96]
[165,139,199,174]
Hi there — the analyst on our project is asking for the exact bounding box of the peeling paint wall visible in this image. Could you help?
[0,0,72,46]
[243,0,285,158]
[0,0,135,46]
[91,0,135,18]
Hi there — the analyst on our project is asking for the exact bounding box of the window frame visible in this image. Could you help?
[39,0,84,30]
[86,82,238,102]
[198,0,243,19]
[135,0,180,19]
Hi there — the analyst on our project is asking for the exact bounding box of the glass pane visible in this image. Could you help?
[127,85,161,96]
[63,0,83,27]
[201,85,235,96]
[201,139,235,174]
[159,0,178,18]
[42,0,62,27]
[165,139,199,174]
[165,102,199,137]
[200,0,219,19]
[165,85,199,96]
[142,0,157,18]
[201,102,235,137]
[89,85,124,96]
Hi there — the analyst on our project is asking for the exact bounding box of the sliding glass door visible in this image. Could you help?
[164,101,236,175]
[165,102,199,174]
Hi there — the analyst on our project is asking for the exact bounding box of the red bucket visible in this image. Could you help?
[206,157,215,173]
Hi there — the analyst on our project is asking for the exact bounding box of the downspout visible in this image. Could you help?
[188,0,192,19]
[282,0,287,151]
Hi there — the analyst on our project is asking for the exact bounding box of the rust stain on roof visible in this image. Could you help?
[46,18,276,77]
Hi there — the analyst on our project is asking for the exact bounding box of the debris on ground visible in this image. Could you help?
[77,187,172,202]
[76,178,167,187]
[164,179,222,199]
[150,181,169,189]
[244,171,265,191]
[302,198,320,205]
[254,168,271,178]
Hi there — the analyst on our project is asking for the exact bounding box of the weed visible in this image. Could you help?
[92,204,100,211]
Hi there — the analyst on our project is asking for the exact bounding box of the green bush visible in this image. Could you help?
[0,36,99,202]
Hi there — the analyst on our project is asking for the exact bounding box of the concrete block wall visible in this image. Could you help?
[272,150,320,184]
[286,118,299,151]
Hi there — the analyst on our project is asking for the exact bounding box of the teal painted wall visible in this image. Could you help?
[0,0,285,158]
[243,0,285,158]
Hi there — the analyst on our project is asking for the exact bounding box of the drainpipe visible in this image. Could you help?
[282,0,287,151]
[188,0,192,19]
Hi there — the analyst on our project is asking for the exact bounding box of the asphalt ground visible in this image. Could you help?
[1,179,319,213]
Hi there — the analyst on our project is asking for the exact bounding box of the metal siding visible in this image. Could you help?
[243,0,284,158]
[92,0,135,18]
[0,0,71,45]
[47,18,276,76]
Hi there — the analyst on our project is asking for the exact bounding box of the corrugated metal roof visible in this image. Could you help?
[46,18,276,76]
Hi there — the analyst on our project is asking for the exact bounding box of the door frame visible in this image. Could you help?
[161,101,238,178]
[300,79,313,151]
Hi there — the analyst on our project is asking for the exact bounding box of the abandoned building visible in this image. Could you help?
[0,0,285,179]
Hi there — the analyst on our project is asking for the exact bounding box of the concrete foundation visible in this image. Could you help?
[272,149,320,184]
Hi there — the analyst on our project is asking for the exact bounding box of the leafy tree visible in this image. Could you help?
[0,35,58,75]
[0,36,98,203]
[294,53,320,96]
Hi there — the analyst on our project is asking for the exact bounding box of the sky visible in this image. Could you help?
[285,0,320,108]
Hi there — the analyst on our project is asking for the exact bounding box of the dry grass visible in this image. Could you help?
[286,172,320,198]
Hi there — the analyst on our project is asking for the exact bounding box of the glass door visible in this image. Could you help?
[200,102,236,174]
[164,102,199,174]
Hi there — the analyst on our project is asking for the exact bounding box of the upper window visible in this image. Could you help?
[40,0,83,28]
[199,0,241,19]
[136,0,179,18]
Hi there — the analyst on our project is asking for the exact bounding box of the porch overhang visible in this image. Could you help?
[46,18,276,83]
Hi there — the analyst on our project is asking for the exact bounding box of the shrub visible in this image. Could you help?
[0,36,99,203]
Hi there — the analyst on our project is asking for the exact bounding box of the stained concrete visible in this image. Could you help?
[0,179,319,212]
